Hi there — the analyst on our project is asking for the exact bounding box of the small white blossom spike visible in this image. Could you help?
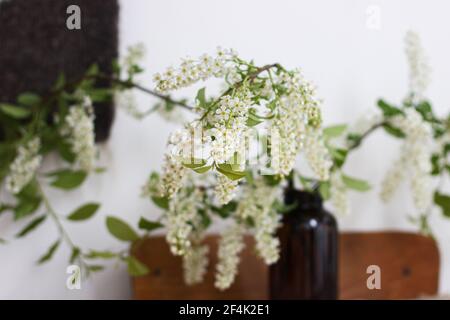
[5,138,42,194]
[182,244,209,285]
[380,108,433,211]
[154,48,238,93]
[215,174,238,205]
[330,172,349,216]
[215,222,245,290]
[405,31,431,104]
[236,180,281,264]
[165,187,203,256]
[63,96,96,171]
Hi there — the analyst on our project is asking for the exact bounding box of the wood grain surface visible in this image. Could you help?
[131,231,439,300]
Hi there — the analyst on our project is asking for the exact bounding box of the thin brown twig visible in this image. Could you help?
[348,121,386,151]
[97,74,194,111]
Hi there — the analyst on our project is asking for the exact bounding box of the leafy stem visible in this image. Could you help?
[36,180,88,269]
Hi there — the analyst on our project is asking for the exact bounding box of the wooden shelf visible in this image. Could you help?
[131,231,439,300]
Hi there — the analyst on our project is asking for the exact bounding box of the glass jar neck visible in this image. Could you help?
[284,188,324,213]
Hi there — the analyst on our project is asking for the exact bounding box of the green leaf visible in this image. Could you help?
[263,174,283,186]
[85,250,117,259]
[431,154,441,176]
[216,163,246,181]
[0,203,13,215]
[246,116,263,127]
[434,192,450,218]
[415,101,434,121]
[89,88,113,103]
[87,265,105,272]
[198,209,212,228]
[323,124,348,139]
[17,92,41,106]
[377,99,404,117]
[86,63,99,77]
[0,103,31,119]
[319,182,331,200]
[151,196,169,210]
[195,87,207,109]
[57,141,76,163]
[67,203,100,221]
[347,133,362,145]
[70,247,81,264]
[444,143,450,156]
[329,148,348,168]
[106,216,139,242]
[112,59,121,76]
[14,181,42,220]
[193,165,212,174]
[246,110,265,127]
[210,201,237,219]
[53,73,66,91]
[273,199,298,214]
[245,171,254,184]
[37,239,61,264]
[48,169,87,190]
[342,174,371,192]
[383,123,406,138]
[94,167,107,174]
[14,197,42,220]
[126,255,149,277]
[182,158,207,169]
[138,217,164,232]
[16,215,46,238]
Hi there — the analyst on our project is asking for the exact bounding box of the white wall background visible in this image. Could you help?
[1,0,450,299]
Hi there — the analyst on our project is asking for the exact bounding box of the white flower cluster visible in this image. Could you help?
[123,43,146,73]
[182,243,209,285]
[63,97,96,171]
[380,156,407,203]
[236,181,281,264]
[304,129,333,181]
[161,89,251,203]
[161,154,187,198]
[215,222,245,290]
[381,108,433,211]
[270,109,303,176]
[115,43,151,119]
[405,31,431,103]
[160,123,208,198]
[330,172,349,216]
[215,174,238,205]
[154,47,238,93]
[5,138,42,194]
[165,187,203,256]
[270,69,330,179]
[209,90,251,164]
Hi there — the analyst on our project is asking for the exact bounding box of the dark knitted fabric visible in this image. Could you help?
[0,0,119,142]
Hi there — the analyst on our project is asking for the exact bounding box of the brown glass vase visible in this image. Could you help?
[270,188,338,300]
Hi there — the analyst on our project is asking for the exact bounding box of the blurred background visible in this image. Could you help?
[1,0,449,299]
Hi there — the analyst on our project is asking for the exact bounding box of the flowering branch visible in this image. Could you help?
[138,47,334,289]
